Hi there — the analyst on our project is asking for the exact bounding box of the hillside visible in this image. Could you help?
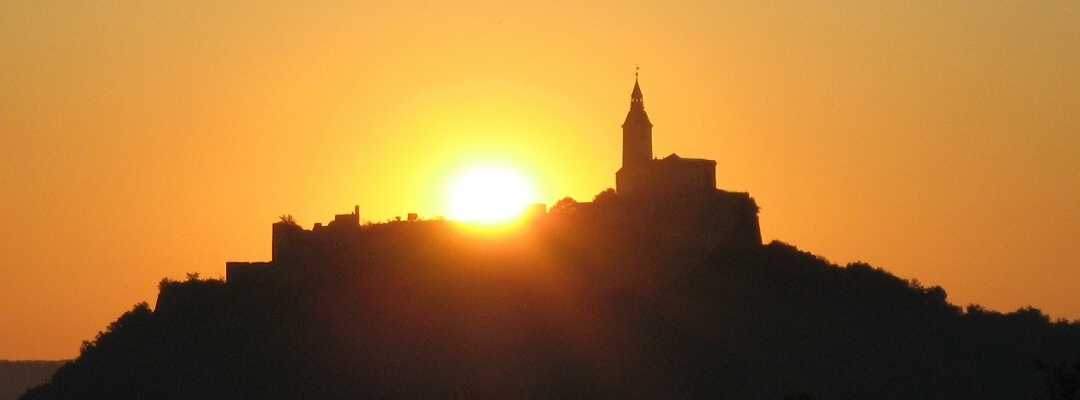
[19,212,1080,399]
[0,361,65,400]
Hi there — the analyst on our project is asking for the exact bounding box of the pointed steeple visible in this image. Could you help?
[631,78,643,104]
[623,73,652,128]
[621,71,653,169]
[629,66,645,110]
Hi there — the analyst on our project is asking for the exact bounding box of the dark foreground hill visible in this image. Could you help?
[0,361,65,400]
[20,215,1080,399]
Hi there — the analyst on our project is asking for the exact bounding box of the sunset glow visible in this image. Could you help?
[2,1,1079,361]
[447,167,535,223]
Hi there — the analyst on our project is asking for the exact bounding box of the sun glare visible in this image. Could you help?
[448,167,535,224]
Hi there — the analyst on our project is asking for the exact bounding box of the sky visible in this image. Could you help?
[1,1,1077,360]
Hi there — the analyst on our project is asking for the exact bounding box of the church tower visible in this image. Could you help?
[616,75,654,196]
[621,77,653,168]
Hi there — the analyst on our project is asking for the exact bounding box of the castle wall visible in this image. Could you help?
[272,222,307,262]
[610,189,762,251]
[617,156,717,197]
[225,261,271,285]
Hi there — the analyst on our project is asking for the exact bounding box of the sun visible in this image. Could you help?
[448,166,535,223]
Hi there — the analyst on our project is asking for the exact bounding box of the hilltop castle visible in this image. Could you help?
[616,77,717,197]
[220,77,761,284]
[600,77,762,249]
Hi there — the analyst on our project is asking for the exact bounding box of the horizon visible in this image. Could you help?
[2,1,1078,360]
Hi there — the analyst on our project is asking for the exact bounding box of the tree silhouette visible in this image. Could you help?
[1040,360,1080,400]
[592,188,618,206]
[549,197,579,215]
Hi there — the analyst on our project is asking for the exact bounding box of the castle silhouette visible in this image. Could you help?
[222,77,761,284]
[44,78,1080,400]
[617,76,717,197]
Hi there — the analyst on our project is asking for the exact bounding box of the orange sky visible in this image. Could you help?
[2,1,1078,360]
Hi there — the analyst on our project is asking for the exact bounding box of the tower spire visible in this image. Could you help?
[631,66,643,105]
[621,70,653,170]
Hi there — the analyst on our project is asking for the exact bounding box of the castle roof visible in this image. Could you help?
[660,153,715,164]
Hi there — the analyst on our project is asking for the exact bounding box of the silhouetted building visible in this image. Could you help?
[616,78,717,197]
[226,206,362,284]
[223,78,762,285]
[606,76,762,250]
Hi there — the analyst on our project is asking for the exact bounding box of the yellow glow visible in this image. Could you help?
[3,1,1080,360]
[448,166,535,224]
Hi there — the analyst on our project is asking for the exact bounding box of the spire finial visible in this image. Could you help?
[630,67,644,104]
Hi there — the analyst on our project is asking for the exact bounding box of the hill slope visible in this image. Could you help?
[0,361,65,400]
[20,217,1080,399]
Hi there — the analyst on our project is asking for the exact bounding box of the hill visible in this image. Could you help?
[19,211,1080,399]
[0,361,65,400]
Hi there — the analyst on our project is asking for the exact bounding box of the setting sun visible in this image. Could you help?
[448,167,535,223]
